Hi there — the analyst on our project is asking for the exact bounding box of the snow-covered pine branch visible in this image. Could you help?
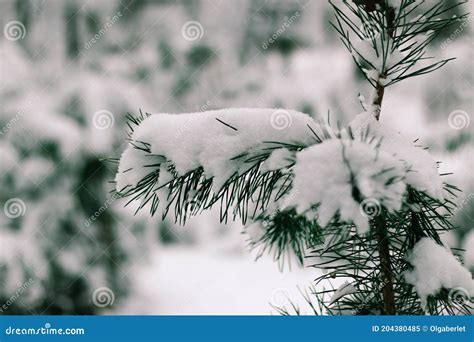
[405,238,474,309]
[113,0,473,315]
[114,107,473,314]
[115,107,448,228]
[332,0,468,87]
[331,0,468,118]
[114,107,457,269]
[115,108,333,223]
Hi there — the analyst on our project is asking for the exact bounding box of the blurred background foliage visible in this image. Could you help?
[0,0,472,314]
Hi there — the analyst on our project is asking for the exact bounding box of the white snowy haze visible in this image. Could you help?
[0,0,472,315]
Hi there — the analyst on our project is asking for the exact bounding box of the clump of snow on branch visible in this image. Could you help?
[261,148,294,172]
[329,281,357,306]
[116,108,326,191]
[116,147,166,194]
[349,112,444,200]
[283,139,406,234]
[116,108,446,233]
[351,38,404,81]
[404,238,474,308]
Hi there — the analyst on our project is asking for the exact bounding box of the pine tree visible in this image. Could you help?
[113,0,473,315]
[0,1,150,314]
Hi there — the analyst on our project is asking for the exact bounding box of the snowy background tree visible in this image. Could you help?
[1,0,472,314]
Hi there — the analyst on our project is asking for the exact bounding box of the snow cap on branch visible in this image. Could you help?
[116,108,327,192]
[283,138,406,234]
[116,108,447,232]
[349,112,444,200]
[404,238,474,309]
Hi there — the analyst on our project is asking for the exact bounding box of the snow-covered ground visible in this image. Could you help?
[118,245,317,315]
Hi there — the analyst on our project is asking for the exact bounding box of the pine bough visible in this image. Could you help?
[113,0,473,315]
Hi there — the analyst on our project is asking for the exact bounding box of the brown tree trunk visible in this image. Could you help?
[371,67,396,316]
[370,4,397,315]
[372,83,385,121]
[375,214,396,314]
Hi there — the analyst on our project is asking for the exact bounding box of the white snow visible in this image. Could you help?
[349,112,445,200]
[0,143,19,175]
[329,281,357,305]
[115,147,166,194]
[404,237,474,308]
[352,38,404,74]
[116,108,324,191]
[2,0,471,316]
[261,148,294,172]
[116,245,318,315]
[11,109,82,158]
[0,230,45,303]
[117,109,447,234]
[463,230,474,270]
[16,157,54,190]
[283,138,406,234]
[387,0,403,9]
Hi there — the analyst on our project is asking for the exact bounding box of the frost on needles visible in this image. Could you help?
[113,0,472,315]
